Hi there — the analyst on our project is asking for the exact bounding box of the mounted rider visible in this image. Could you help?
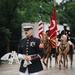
[61,23,70,41]
[60,23,74,54]
[45,26,57,57]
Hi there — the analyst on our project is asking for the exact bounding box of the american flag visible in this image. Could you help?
[38,6,43,39]
[38,20,43,39]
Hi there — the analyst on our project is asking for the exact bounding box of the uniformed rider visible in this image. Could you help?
[61,23,74,54]
[46,26,57,57]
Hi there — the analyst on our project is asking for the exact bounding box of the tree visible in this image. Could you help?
[0,0,20,53]
[66,2,75,36]
[57,1,75,36]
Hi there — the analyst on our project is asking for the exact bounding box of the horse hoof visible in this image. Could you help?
[46,64,48,68]
[63,67,65,70]
[59,67,61,70]
[70,66,72,68]
[50,66,52,67]
[65,65,68,69]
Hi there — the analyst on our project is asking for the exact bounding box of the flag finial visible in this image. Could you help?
[54,0,56,6]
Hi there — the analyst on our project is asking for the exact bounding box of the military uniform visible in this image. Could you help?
[57,31,61,41]
[61,23,70,40]
[61,29,70,40]
[18,36,44,73]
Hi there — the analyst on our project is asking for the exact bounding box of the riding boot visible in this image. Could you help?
[52,48,57,57]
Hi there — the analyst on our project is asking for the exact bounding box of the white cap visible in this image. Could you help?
[63,23,68,26]
[23,25,33,29]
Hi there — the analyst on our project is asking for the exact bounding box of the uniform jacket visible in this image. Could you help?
[61,29,70,37]
[18,36,44,73]
[61,29,71,41]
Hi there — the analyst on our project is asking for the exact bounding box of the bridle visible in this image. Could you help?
[59,42,68,54]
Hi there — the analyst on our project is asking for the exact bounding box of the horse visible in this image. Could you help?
[42,33,57,68]
[58,35,70,69]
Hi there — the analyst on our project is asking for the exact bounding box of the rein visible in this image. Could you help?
[44,38,52,50]
[59,42,68,53]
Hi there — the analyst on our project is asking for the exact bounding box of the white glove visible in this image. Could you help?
[23,60,32,67]
[18,54,32,67]
[68,41,72,45]
[18,54,26,60]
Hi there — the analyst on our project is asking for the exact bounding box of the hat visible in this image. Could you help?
[63,23,67,27]
[23,25,33,31]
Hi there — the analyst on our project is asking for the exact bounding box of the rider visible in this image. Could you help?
[61,23,70,40]
[45,26,57,57]
[57,30,61,41]
[57,30,61,50]
[61,23,74,54]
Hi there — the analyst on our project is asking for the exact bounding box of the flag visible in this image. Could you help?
[38,6,43,39]
[49,6,58,48]
[38,20,43,39]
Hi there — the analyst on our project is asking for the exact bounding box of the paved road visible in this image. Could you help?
[0,54,75,75]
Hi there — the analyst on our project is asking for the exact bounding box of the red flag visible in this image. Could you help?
[49,6,57,48]
[38,20,43,39]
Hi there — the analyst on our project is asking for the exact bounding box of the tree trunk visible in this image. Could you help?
[6,41,10,53]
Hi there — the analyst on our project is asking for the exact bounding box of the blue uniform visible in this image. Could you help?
[18,36,44,73]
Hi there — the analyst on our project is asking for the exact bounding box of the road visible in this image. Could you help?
[0,54,75,75]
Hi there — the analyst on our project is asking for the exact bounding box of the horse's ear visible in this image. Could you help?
[42,32,45,36]
[42,32,45,35]
[42,32,44,35]
[42,32,48,37]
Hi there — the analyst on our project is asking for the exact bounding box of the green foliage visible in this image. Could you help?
[57,1,75,36]
[42,2,54,22]
[1,27,11,40]
[63,2,75,36]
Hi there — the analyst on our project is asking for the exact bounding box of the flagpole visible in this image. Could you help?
[39,5,42,21]
[38,5,43,42]
[49,0,57,48]
[54,0,56,6]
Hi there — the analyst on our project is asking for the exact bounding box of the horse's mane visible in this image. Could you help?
[42,33,52,49]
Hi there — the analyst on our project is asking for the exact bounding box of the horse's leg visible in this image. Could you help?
[63,54,65,69]
[43,54,49,68]
[58,54,62,69]
[46,58,48,68]
[69,54,73,68]
[70,44,74,68]
[50,55,52,67]
[55,55,58,67]
[43,55,47,67]
[59,60,61,70]
[63,54,68,69]
[54,56,57,67]
[45,53,50,68]
[55,46,59,65]
[65,55,68,68]
[71,54,73,68]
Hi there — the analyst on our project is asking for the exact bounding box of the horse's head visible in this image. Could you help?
[60,35,68,50]
[42,33,49,43]
[61,35,67,42]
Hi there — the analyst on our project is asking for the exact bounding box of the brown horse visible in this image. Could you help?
[42,33,57,68]
[58,35,69,69]
[68,42,74,68]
